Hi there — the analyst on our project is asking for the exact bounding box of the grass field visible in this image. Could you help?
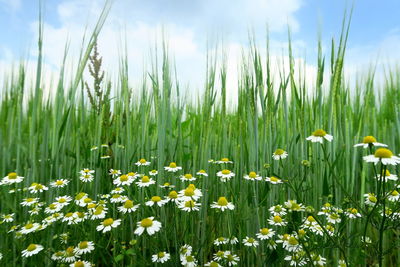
[1,6,400,267]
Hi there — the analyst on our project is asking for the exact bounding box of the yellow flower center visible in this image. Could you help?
[66,246,74,256]
[74,261,84,267]
[55,180,64,185]
[169,162,177,168]
[87,203,96,209]
[25,223,34,229]
[221,169,231,175]
[158,252,165,258]
[186,255,194,262]
[217,197,228,206]
[139,158,147,164]
[84,198,92,203]
[141,176,150,183]
[199,169,206,173]
[128,172,136,176]
[79,241,88,249]
[103,218,114,226]
[363,136,377,143]
[140,218,153,227]
[120,175,128,182]
[65,212,73,217]
[368,195,377,203]
[391,190,399,196]
[274,149,285,155]
[26,244,37,251]
[260,228,270,235]
[298,229,306,236]
[288,236,298,246]
[151,196,162,202]
[221,158,230,162]
[124,200,134,208]
[8,172,17,179]
[163,182,170,186]
[185,200,195,208]
[270,176,279,182]
[34,184,43,190]
[26,198,35,202]
[209,262,219,267]
[169,191,178,199]
[312,129,327,137]
[351,208,358,214]
[248,172,257,178]
[184,174,193,179]
[94,207,103,215]
[273,216,282,223]
[184,188,195,196]
[75,192,86,200]
[247,238,255,243]
[374,148,393,158]
[188,184,196,189]
[216,251,224,257]
[330,213,339,220]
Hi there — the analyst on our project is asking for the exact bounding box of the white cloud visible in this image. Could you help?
[0,0,21,12]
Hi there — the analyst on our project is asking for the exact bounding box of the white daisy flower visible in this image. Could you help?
[110,194,128,203]
[216,169,235,182]
[272,149,288,160]
[160,182,175,189]
[256,227,275,240]
[306,129,333,143]
[151,251,171,263]
[28,183,49,193]
[149,170,158,176]
[282,235,302,252]
[79,174,94,183]
[364,193,377,206]
[109,169,121,177]
[164,162,182,172]
[228,237,239,244]
[135,158,151,166]
[338,259,347,267]
[180,174,197,182]
[196,169,208,177]
[110,187,125,194]
[210,197,235,211]
[215,158,233,164]
[134,217,162,236]
[21,197,40,207]
[243,171,262,181]
[90,206,107,220]
[284,200,305,212]
[1,172,24,185]
[79,169,95,175]
[1,213,15,223]
[354,136,387,148]
[118,200,140,213]
[213,251,226,261]
[388,190,400,202]
[127,172,140,179]
[224,251,240,266]
[213,237,228,245]
[327,213,341,224]
[136,176,156,187]
[74,241,95,255]
[19,222,40,234]
[179,245,193,257]
[113,174,134,186]
[265,176,283,184]
[165,190,179,203]
[269,205,287,216]
[74,192,88,206]
[205,261,222,267]
[178,185,203,201]
[268,215,287,226]
[96,218,121,233]
[344,208,361,219]
[69,261,92,267]
[242,236,259,247]
[375,169,398,182]
[21,244,43,257]
[178,200,201,212]
[180,255,198,267]
[54,195,73,208]
[284,253,308,266]
[145,196,168,207]
[50,179,70,188]
[363,148,400,165]
[63,246,80,263]
[311,253,326,266]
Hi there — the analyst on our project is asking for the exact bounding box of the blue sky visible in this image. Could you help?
[1,0,400,95]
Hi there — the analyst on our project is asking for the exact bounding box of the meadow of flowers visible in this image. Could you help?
[1,11,400,267]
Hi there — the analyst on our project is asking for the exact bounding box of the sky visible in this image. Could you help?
[1,0,400,99]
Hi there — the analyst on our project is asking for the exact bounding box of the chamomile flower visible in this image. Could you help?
[50,179,70,188]
[224,251,240,266]
[113,174,134,186]
[110,187,125,194]
[256,227,275,240]
[213,251,226,261]
[242,236,259,247]
[243,171,262,181]
[152,251,171,263]
[96,218,121,233]
[269,205,287,216]
[2,172,24,185]
[216,169,235,182]
[306,129,333,143]
[178,185,203,201]
[363,148,400,165]
[54,195,73,208]
[282,235,302,252]
[1,213,14,223]
[21,244,43,257]
[69,261,91,267]
[166,190,179,203]
[110,194,128,203]
[196,169,208,176]
[180,255,198,267]
[135,158,151,166]
[375,169,398,182]
[79,174,94,183]
[229,237,239,244]
[63,246,79,263]
[311,253,326,266]
[344,208,361,219]
[160,182,175,189]
[205,261,222,267]
[74,241,95,255]
[28,183,48,193]
[127,172,140,179]
[149,170,158,176]
[90,206,107,219]
[354,136,387,148]
[265,176,283,184]
[118,200,140,213]
[338,259,347,267]
[79,169,94,175]
[109,169,121,177]
[136,176,156,187]
[180,174,196,182]
[164,162,182,172]
[179,245,193,256]
[21,197,40,207]
[327,213,341,224]
[284,200,305,212]
[210,197,235,211]
[215,158,233,164]
[284,252,308,266]
[19,222,40,234]
[364,193,377,206]
[388,190,400,202]
[134,217,162,236]
[268,215,287,226]
[214,237,228,246]
[146,196,168,207]
[178,200,201,212]
[272,149,288,160]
